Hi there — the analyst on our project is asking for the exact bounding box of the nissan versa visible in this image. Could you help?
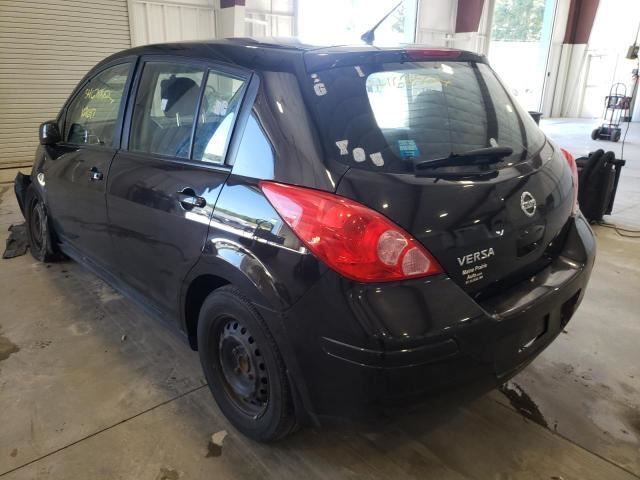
[15,39,595,441]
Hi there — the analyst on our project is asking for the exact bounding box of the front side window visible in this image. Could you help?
[129,63,205,158]
[64,63,130,146]
[192,71,246,164]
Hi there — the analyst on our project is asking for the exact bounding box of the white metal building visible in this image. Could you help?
[0,0,638,168]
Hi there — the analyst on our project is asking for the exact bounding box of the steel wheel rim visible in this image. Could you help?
[217,318,269,418]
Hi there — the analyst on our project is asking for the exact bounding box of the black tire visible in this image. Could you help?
[197,285,297,441]
[24,186,62,262]
[612,129,621,142]
[591,128,600,140]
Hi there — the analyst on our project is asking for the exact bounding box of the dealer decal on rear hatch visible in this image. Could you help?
[457,248,495,285]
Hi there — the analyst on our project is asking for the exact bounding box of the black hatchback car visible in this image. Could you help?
[15,38,595,441]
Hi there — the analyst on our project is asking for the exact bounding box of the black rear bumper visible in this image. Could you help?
[266,213,595,423]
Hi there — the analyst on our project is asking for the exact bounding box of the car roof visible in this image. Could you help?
[99,37,485,73]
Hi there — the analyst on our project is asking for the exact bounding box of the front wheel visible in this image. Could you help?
[591,128,601,140]
[24,186,62,262]
[197,286,297,441]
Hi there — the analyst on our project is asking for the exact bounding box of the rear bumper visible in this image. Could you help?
[271,213,595,423]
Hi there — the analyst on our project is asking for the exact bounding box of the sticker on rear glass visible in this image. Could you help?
[354,66,365,77]
[311,73,327,96]
[353,147,366,162]
[314,83,327,96]
[370,152,384,167]
[398,140,420,158]
[336,140,349,155]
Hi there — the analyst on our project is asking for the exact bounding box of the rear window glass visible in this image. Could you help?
[305,61,546,172]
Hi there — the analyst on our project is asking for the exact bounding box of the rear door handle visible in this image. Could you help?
[177,189,206,209]
[89,167,103,182]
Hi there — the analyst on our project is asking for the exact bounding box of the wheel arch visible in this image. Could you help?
[180,253,282,351]
[180,253,318,426]
[182,273,229,350]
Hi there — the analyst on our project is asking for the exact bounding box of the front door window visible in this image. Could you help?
[64,63,131,146]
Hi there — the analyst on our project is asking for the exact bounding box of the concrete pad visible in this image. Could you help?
[2,388,637,480]
[490,225,640,473]
[0,184,24,229]
[480,119,640,475]
[0,189,206,474]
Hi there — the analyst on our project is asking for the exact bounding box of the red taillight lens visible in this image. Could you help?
[561,148,579,215]
[259,181,443,283]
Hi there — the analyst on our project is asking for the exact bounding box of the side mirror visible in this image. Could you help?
[39,120,61,145]
[528,111,542,125]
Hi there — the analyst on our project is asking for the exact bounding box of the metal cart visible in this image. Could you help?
[591,83,631,142]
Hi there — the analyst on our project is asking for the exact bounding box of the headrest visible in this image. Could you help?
[414,89,445,103]
[160,76,199,118]
[409,89,446,126]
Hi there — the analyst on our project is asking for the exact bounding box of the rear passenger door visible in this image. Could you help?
[107,58,248,316]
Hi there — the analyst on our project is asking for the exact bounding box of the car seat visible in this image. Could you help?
[409,89,452,160]
[151,76,201,157]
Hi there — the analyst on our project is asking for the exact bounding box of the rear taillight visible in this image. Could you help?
[259,181,443,283]
[561,148,579,215]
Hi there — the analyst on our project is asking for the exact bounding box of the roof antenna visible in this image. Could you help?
[360,1,403,46]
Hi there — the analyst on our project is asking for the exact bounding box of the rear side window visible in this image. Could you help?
[305,61,546,172]
[129,63,205,158]
[192,71,246,164]
[64,63,130,146]
[229,114,275,179]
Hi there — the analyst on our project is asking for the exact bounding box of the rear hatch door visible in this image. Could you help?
[336,148,573,295]
[303,50,574,295]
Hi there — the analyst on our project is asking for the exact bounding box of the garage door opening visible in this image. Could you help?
[488,0,556,112]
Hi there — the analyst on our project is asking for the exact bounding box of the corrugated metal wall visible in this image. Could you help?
[0,0,132,168]
[244,0,296,37]
[129,0,216,46]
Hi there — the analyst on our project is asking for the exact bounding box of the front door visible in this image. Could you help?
[107,59,248,315]
[46,61,134,264]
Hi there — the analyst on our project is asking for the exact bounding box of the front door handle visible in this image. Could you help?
[177,188,206,209]
[89,167,103,182]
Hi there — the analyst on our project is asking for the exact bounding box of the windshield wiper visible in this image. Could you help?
[414,146,514,171]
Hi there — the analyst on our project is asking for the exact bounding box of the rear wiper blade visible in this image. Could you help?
[414,146,514,170]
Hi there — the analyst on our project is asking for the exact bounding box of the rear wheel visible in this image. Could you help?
[24,186,62,262]
[591,128,601,140]
[197,286,296,441]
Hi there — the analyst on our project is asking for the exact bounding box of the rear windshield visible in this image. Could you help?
[304,61,546,173]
